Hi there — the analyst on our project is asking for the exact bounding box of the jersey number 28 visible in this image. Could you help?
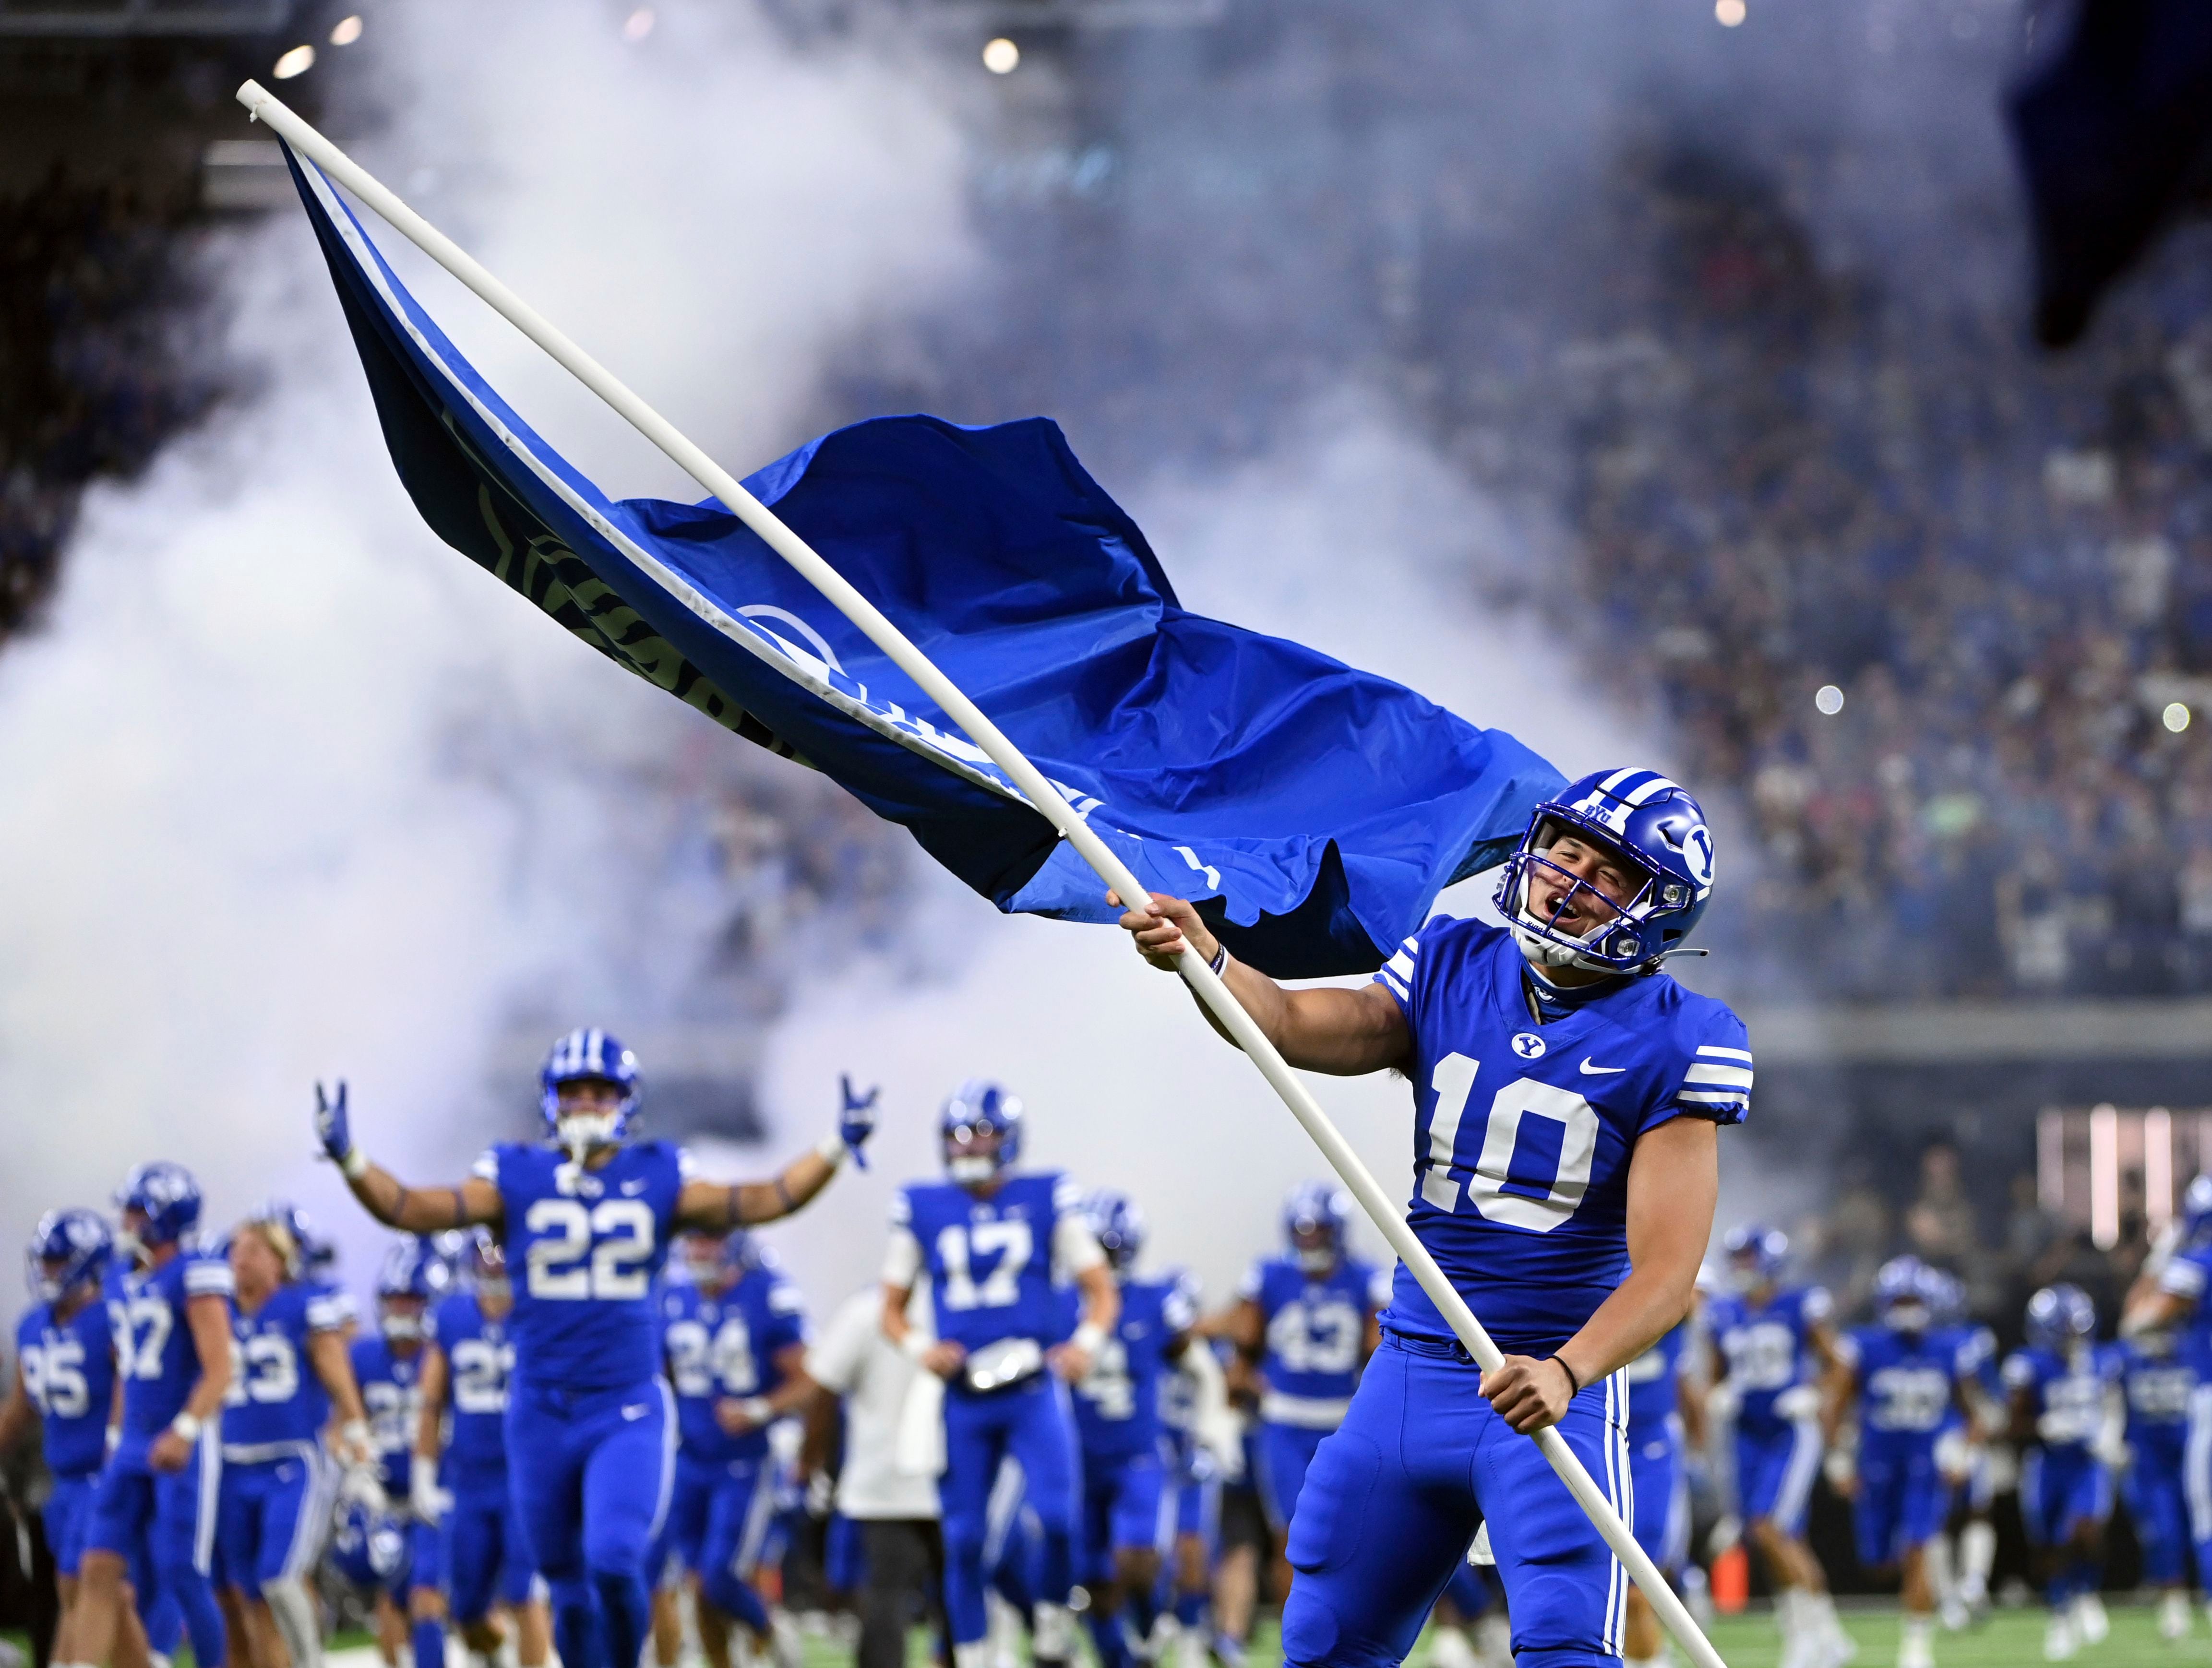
[525,1198,657,1300]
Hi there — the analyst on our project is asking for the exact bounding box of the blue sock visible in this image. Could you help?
[700,1565,771,1638]
[592,1569,651,1668]
[412,1616,446,1668]
[549,1576,601,1668]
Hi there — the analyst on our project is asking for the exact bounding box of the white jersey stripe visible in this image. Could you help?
[1684,1063,1755,1087]
[1677,1088,1750,1105]
[1696,1045,1753,1061]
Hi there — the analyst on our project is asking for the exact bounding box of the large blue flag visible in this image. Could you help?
[287,147,1562,977]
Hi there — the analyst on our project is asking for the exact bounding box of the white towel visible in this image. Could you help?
[895,1369,947,1477]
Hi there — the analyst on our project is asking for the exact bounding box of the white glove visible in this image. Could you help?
[410,1454,450,1525]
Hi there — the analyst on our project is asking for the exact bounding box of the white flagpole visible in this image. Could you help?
[238,79,1724,1668]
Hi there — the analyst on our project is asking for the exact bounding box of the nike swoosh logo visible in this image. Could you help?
[621,1180,648,1195]
[1579,1059,1627,1075]
[621,1403,649,1420]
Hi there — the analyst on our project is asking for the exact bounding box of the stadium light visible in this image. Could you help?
[272,45,315,79]
[2164,701,2191,733]
[983,36,1020,72]
[1814,683,1844,715]
[1715,0,1745,23]
[330,14,362,46]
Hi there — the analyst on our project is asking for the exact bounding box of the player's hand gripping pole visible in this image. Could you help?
[239,79,1726,1668]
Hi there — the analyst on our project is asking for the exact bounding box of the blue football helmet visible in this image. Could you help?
[1083,1189,1147,1272]
[375,1237,451,1342]
[328,1497,412,1588]
[679,1227,760,1288]
[26,1208,112,1303]
[1873,1256,1932,1329]
[540,1028,642,1152]
[1722,1221,1788,1291]
[1284,1181,1350,1274]
[1921,1266,1966,1326]
[115,1161,203,1253]
[941,1079,1024,1187]
[1494,769,1716,974]
[2026,1283,2096,1351]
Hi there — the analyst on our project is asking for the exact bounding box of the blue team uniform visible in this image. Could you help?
[1157,1323,1224,1554]
[478,1139,687,1668]
[1279,915,1751,1668]
[893,1171,1086,1648]
[2153,1238,2212,1572]
[1072,1272,1197,1576]
[425,1290,536,1624]
[1623,1322,1691,1573]
[2006,1345,2113,1548]
[1243,1253,1386,1533]
[352,1332,438,1595]
[2102,1335,2195,1585]
[1839,1322,1964,1566]
[87,1247,236,1668]
[1708,1284,1832,1536]
[655,1264,807,1630]
[220,1282,345,1591]
[16,1294,118,1577]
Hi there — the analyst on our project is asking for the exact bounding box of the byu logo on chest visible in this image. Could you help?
[1511,1033,1546,1059]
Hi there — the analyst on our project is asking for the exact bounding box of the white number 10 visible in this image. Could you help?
[1422,1053,1599,1233]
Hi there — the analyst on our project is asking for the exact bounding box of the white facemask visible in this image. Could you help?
[556,1111,621,1156]
[1297,1246,1337,1275]
[380,1310,422,1343]
[948,1155,997,1185]
[1728,1265,1763,1295]
[1886,1302,1929,1334]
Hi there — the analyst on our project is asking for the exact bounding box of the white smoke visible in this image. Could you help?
[0,0,973,1270]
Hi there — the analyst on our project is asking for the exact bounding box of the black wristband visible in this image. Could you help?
[1552,1355,1582,1395]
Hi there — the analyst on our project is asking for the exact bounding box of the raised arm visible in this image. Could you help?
[1112,891,1411,1075]
[315,1082,502,1233]
[673,1076,879,1231]
[1483,1115,1719,1435]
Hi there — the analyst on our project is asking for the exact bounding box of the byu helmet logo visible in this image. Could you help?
[1681,823,1716,889]
[1511,1033,1546,1059]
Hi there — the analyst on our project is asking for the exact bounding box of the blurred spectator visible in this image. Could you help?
[1901,1140,1980,1274]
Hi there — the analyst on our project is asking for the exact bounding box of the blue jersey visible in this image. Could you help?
[1625,1320,1690,1433]
[1243,1255,1387,1420]
[352,1334,424,1496]
[894,1172,1082,1353]
[659,1265,808,1465]
[425,1291,517,1486]
[2003,1345,2109,1453]
[2101,1337,2194,1449]
[15,1297,116,1477]
[1073,1272,1198,1458]
[1841,1324,1963,1460]
[108,1247,235,1436]
[1372,918,1751,1354]
[1708,1285,1832,1433]
[477,1139,689,1392]
[223,1282,345,1454]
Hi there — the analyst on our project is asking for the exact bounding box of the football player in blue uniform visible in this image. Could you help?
[414,1229,550,1668]
[1068,1189,1206,1668]
[2005,1284,2114,1662]
[1705,1223,1850,1668]
[1116,767,1743,1668]
[1619,1312,1705,1668]
[353,1237,452,1668]
[219,1203,372,1668]
[1829,1258,1978,1668]
[880,1079,1118,1668]
[2099,1321,2196,1639]
[317,1029,874,1668]
[74,1162,237,1668]
[0,1209,119,1668]
[1156,1311,1234,1668]
[2122,1172,2212,1633]
[1218,1183,1385,1609]
[657,1227,813,1668]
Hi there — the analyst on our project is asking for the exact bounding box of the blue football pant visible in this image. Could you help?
[940,1378,1079,1645]
[45,1473,98,1578]
[2123,1434,2191,1585]
[2019,1447,2110,1547]
[88,1431,227,1668]
[218,1454,329,1589]
[443,1482,537,1624]
[507,1378,673,1668]
[1629,1420,1687,1573]
[1255,1420,1331,1535]
[1082,1446,1172,1577]
[1438,1562,1494,1618]
[1281,1339,1633,1668]
[1734,1419,1822,1537]
[688,1457,775,1635]
[1852,1448,1949,1568]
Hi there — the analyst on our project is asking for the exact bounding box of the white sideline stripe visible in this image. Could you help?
[1696,1045,1753,1061]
